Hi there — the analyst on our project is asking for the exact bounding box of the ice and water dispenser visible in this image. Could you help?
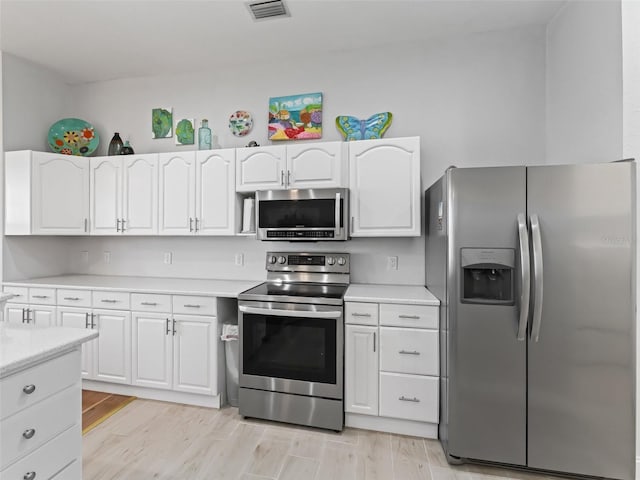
[460,248,515,305]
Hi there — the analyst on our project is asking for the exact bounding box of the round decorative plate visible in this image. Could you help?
[48,118,99,156]
[229,110,253,137]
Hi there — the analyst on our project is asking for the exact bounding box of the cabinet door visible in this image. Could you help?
[32,153,90,235]
[57,308,93,378]
[90,157,122,235]
[158,152,195,235]
[236,146,286,192]
[287,141,347,188]
[123,154,158,235]
[132,312,173,390]
[345,324,379,415]
[31,305,57,327]
[349,137,421,237]
[4,303,26,324]
[93,309,131,384]
[195,149,236,235]
[172,314,217,395]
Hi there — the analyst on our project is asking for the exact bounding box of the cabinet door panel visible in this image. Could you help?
[93,309,131,384]
[196,149,235,235]
[158,153,195,235]
[345,325,378,415]
[90,157,121,235]
[123,154,158,235]
[4,303,26,324]
[172,315,217,395]
[287,141,346,188]
[57,308,93,378]
[31,305,56,327]
[132,312,173,389]
[236,146,286,192]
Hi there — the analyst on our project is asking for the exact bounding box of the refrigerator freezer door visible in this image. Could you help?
[527,163,635,480]
[447,166,527,465]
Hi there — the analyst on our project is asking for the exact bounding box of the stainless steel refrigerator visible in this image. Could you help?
[425,162,636,479]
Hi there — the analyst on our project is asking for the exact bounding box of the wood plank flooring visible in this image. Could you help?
[82,390,136,434]
[82,399,563,480]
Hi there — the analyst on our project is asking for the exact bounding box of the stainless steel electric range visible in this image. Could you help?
[237,251,350,431]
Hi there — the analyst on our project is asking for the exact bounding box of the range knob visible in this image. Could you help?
[326,257,336,265]
[277,256,287,264]
[337,257,347,266]
[268,255,277,264]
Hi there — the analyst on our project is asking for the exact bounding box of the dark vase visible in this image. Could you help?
[108,132,123,156]
[121,141,134,155]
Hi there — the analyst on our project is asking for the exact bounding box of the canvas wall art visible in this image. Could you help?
[268,92,322,140]
[152,107,173,139]
[175,118,195,145]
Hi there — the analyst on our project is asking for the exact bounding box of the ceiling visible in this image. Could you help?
[0,0,566,85]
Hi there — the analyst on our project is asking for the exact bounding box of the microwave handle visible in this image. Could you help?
[335,192,341,234]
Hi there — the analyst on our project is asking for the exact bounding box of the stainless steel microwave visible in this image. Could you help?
[255,188,349,241]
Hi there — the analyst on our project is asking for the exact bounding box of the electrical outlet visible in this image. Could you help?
[80,251,89,263]
[103,251,111,264]
[235,253,244,266]
[164,252,173,265]
[387,256,398,270]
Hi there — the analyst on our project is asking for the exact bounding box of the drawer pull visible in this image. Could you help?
[22,384,36,394]
[63,297,81,301]
[101,299,118,303]
[398,314,420,319]
[31,295,49,299]
[351,313,372,317]
[141,302,158,306]
[399,396,420,403]
[399,350,421,356]
[183,304,201,308]
[22,428,36,439]
[23,472,36,480]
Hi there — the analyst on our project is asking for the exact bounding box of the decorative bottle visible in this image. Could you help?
[198,119,212,150]
[121,141,135,155]
[108,132,123,156]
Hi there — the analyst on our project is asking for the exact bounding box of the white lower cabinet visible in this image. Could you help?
[379,372,439,423]
[132,312,173,390]
[345,325,378,415]
[173,314,217,395]
[4,303,56,326]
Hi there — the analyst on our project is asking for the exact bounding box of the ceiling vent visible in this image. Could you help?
[246,0,290,21]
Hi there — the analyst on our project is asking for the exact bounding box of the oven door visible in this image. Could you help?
[238,300,343,399]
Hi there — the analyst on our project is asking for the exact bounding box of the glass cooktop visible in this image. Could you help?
[238,281,348,306]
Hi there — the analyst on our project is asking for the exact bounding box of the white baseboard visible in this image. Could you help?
[345,413,437,438]
[82,380,222,409]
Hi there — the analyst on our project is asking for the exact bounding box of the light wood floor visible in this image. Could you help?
[82,399,562,480]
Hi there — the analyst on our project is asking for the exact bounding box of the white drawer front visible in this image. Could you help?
[131,293,171,313]
[0,383,79,469]
[172,295,216,316]
[3,286,28,303]
[28,288,56,305]
[92,290,130,310]
[57,289,92,308]
[380,327,438,376]
[379,304,438,328]
[379,372,438,423]
[1,350,80,420]
[345,302,378,326]
[0,424,80,480]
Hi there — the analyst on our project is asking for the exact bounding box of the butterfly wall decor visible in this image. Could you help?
[335,112,393,141]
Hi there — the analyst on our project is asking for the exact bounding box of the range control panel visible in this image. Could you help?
[265,252,350,273]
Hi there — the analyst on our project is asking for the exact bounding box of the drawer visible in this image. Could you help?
[0,383,79,469]
[380,327,438,376]
[345,302,378,326]
[3,286,28,303]
[1,350,80,420]
[92,290,130,310]
[379,304,438,328]
[379,372,438,423]
[28,288,56,305]
[57,289,92,308]
[131,293,171,313]
[0,424,80,480]
[172,295,216,316]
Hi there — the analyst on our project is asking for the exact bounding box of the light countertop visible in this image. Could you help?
[4,274,262,298]
[345,284,439,305]
[0,324,98,378]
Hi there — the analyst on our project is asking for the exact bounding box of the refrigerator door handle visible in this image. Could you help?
[516,213,531,341]
[530,214,544,342]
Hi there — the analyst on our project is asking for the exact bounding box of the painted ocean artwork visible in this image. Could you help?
[175,118,195,145]
[335,112,393,141]
[152,107,173,139]
[268,92,322,140]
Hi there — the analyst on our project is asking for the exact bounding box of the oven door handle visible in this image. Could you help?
[239,305,342,319]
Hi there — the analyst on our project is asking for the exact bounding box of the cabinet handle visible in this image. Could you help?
[101,299,117,303]
[64,297,81,301]
[287,170,291,187]
[373,332,376,353]
[351,313,371,317]
[22,308,27,323]
[91,313,96,329]
[172,318,176,335]
[195,217,200,233]
[280,170,285,186]
[13,294,22,297]
[398,314,420,320]
[183,304,201,308]
[189,217,194,232]
[166,318,170,335]
[32,295,48,299]
[84,218,88,232]
[85,312,90,329]
[399,350,421,355]
[23,472,36,480]
[22,384,36,394]
[141,302,158,306]
[22,428,36,439]
[121,219,127,232]
[351,216,354,233]
[399,396,420,403]
[116,218,121,232]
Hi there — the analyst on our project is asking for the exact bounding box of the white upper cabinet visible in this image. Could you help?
[5,151,90,235]
[349,136,421,237]
[91,154,158,235]
[195,149,236,235]
[236,142,347,192]
[158,152,196,235]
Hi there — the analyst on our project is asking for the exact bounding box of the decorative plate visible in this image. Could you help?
[229,110,253,137]
[48,118,99,156]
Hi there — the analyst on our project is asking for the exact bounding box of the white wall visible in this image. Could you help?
[546,1,623,164]
[1,26,546,284]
